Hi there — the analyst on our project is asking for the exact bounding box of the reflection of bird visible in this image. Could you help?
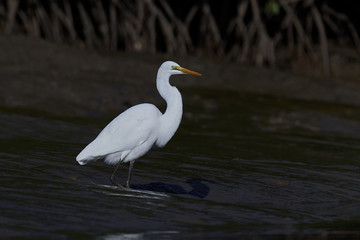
[76,61,201,188]
[132,178,212,199]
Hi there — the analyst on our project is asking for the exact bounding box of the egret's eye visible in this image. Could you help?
[171,65,180,70]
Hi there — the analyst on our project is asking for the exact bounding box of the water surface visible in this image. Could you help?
[0,89,359,239]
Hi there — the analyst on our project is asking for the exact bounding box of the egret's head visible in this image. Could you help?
[160,61,202,76]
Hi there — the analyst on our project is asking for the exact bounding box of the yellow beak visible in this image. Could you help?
[172,66,202,76]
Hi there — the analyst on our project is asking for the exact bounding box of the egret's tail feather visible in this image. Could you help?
[76,152,97,165]
[77,157,90,165]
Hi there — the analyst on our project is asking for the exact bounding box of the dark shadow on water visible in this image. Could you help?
[131,178,213,198]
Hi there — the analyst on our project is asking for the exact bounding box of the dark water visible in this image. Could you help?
[1,89,360,239]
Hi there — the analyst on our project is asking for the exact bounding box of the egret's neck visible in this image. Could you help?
[157,73,182,107]
[155,72,183,147]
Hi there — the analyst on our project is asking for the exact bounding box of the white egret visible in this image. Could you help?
[76,61,201,188]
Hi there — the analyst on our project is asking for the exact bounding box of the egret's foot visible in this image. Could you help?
[110,177,125,189]
[118,184,126,189]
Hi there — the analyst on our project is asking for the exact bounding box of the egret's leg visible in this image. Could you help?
[110,161,125,188]
[126,161,134,188]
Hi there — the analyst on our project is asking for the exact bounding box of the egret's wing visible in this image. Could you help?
[77,104,161,160]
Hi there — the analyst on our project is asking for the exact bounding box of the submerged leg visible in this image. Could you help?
[126,161,134,188]
[110,161,125,188]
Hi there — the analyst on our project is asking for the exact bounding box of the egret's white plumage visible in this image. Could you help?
[76,61,201,188]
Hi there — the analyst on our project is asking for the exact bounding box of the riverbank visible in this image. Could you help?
[1,34,360,118]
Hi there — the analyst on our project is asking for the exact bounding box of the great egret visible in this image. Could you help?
[76,61,202,188]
